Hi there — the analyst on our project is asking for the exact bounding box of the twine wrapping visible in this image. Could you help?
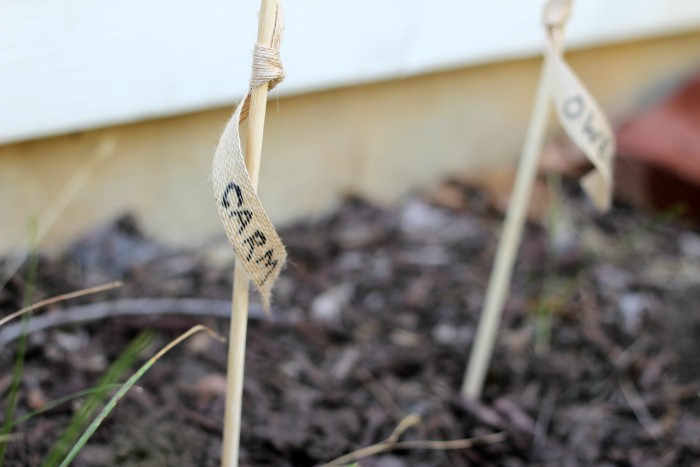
[212,4,286,309]
[544,0,616,211]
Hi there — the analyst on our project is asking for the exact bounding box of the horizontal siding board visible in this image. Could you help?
[1,0,699,143]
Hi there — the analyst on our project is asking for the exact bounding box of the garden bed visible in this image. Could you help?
[1,178,699,466]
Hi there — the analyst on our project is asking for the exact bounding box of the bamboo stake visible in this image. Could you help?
[462,28,566,400]
[221,1,279,465]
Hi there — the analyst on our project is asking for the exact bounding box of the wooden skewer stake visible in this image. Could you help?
[221,1,279,466]
[462,23,566,400]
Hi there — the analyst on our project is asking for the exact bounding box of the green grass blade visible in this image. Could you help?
[0,221,38,466]
[42,331,154,466]
[12,385,123,427]
[58,325,223,467]
[0,435,22,445]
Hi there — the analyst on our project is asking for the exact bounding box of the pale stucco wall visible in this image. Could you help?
[1,32,699,253]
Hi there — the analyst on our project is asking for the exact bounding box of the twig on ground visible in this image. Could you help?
[356,368,405,420]
[578,282,623,363]
[323,413,506,466]
[174,402,224,434]
[532,388,557,450]
[0,298,268,348]
[619,377,665,440]
[0,281,122,329]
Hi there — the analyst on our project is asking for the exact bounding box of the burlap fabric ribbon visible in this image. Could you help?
[212,5,286,309]
[544,0,616,211]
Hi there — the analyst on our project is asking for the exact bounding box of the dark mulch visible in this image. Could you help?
[1,179,699,466]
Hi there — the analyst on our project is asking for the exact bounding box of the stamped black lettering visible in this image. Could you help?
[582,114,610,161]
[243,230,267,261]
[221,182,244,209]
[562,95,584,120]
[255,249,279,283]
[231,209,253,234]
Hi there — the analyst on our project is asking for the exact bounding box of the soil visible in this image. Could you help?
[1,178,699,466]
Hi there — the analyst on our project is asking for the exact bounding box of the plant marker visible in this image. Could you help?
[463,0,615,399]
[213,1,287,466]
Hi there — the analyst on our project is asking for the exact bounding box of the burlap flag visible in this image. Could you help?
[544,0,616,211]
[212,5,286,309]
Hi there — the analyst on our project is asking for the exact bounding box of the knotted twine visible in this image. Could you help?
[212,4,286,310]
[544,0,616,211]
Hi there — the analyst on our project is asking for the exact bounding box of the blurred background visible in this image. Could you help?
[2,0,700,253]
